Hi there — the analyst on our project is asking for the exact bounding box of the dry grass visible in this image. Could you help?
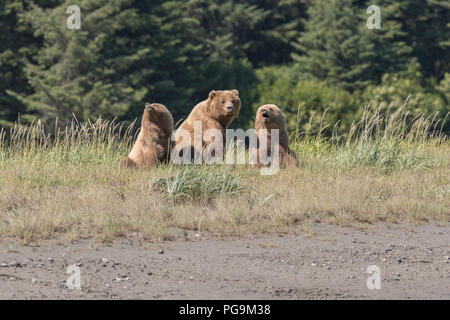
[0,102,449,243]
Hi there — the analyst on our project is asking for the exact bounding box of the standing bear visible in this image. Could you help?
[251,104,298,169]
[120,103,174,169]
[173,90,240,162]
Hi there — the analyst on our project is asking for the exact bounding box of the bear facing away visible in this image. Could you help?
[120,103,174,169]
[174,90,240,159]
[251,104,298,169]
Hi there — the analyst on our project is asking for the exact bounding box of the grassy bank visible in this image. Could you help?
[0,103,449,243]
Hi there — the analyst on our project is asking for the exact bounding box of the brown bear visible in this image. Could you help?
[251,104,298,169]
[173,90,240,162]
[120,103,174,169]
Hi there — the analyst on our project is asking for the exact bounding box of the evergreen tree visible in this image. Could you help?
[10,0,200,126]
[388,0,450,79]
[0,0,61,127]
[242,0,308,66]
[291,0,412,91]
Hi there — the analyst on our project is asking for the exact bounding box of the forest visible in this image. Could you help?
[1,0,449,134]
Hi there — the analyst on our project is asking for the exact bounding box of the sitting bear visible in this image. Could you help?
[173,90,240,162]
[120,103,173,169]
[251,104,298,169]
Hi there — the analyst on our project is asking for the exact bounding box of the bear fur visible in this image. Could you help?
[120,103,174,169]
[174,90,240,159]
[251,104,298,169]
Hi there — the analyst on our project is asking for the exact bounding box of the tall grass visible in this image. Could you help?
[0,101,448,243]
[291,100,449,171]
[0,117,137,165]
[151,166,244,202]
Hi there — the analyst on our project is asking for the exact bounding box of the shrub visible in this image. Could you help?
[151,166,244,202]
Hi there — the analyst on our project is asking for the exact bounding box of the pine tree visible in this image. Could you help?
[9,0,200,126]
[387,0,450,79]
[245,0,307,66]
[1,1,36,126]
[291,0,412,91]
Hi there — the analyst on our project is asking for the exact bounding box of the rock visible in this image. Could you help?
[158,250,164,254]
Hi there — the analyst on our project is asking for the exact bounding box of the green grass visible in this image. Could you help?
[151,166,244,202]
[0,102,449,243]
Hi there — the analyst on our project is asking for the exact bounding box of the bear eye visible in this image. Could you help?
[222,100,226,104]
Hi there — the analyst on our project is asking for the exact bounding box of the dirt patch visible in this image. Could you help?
[0,223,449,299]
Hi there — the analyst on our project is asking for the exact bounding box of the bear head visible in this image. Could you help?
[206,90,240,125]
[143,103,174,133]
[255,104,286,130]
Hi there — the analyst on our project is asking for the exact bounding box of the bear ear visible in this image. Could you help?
[209,90,217,100]
[232,89,239,96]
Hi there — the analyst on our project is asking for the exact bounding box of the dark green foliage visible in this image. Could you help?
[291,0,412,91]
[0,0,448,134]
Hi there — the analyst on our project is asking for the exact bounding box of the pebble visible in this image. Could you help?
[158,250,164,254]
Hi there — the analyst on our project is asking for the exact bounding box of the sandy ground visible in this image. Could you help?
[0,223,449,300]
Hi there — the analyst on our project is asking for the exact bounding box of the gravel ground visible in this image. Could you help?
[0,223,449,299]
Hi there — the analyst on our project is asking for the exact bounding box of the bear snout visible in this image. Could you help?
[145,103,156,111]
[261,109,270,118]
[226,105,234,113]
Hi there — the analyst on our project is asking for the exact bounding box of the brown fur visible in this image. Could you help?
[120,103,174,169]
[251,104,298,169]
[174,90,240,157]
